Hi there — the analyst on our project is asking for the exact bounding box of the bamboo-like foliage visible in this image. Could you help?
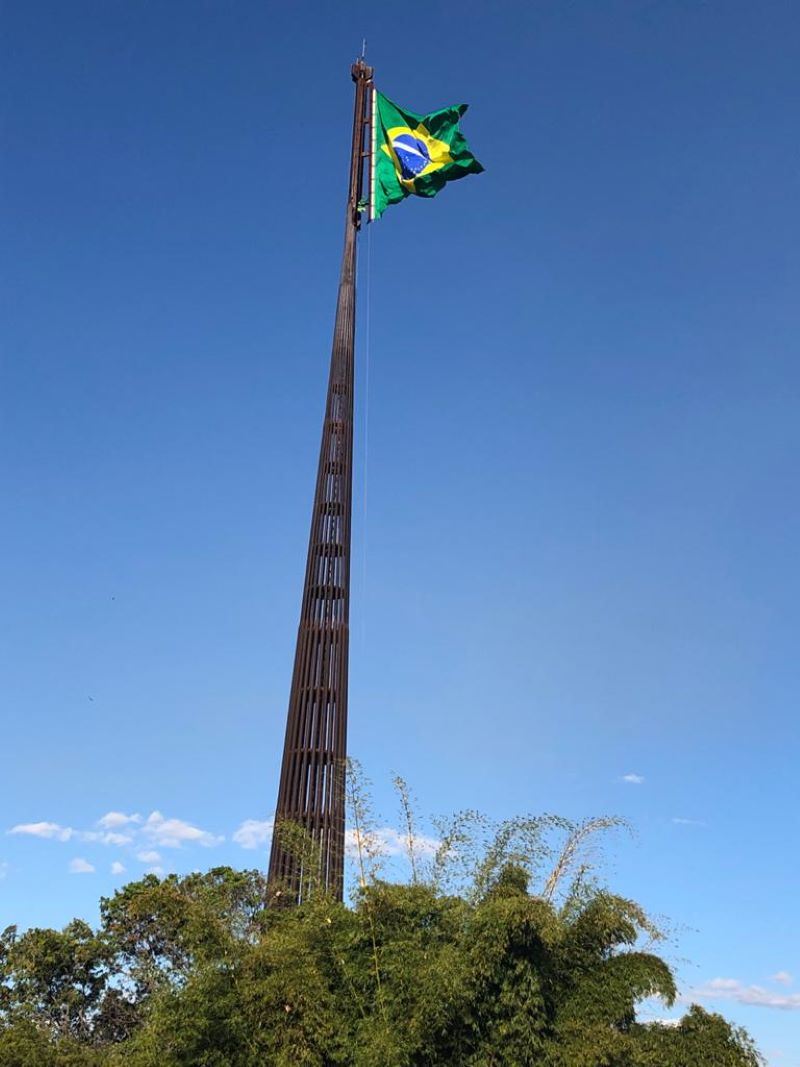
[0,777,765,1067]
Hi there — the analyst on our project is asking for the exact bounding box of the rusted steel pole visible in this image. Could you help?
[268,60,373,904]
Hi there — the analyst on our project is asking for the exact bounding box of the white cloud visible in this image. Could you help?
[344,829,365,857]
[101,831,132,846]
[7,822,133,846]
[233,818,274,850]
[685,977,800,1011]
[97,812,141,830]
[771,972,794,986]
[69,858,95,874]
[620,773,645,785]
[345,826,440,859]
[111,861,126,875]
[10,821,74,841]
[136,850,161,864]
[671,817,706,827]
[142,811,222,849]
[0,862,8,880]
[8,810,221,861]
[81,830,133,847]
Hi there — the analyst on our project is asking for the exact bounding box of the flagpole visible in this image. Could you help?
[268,58,373,904]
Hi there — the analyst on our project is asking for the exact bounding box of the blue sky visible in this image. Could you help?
[2,0,798,1061]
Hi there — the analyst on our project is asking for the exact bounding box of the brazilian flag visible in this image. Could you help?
[370,90,483,220]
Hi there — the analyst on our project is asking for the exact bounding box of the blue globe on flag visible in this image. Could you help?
[391,133,431,180]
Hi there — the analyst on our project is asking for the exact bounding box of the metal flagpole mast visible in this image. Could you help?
[268,58,373,904]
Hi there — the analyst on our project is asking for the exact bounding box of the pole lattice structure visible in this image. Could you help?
[268,60,373,904]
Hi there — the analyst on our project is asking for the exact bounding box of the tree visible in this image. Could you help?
[0,792,764,1066]
[0,920,109,1042]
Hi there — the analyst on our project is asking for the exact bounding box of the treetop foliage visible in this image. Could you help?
[0,772,763,1066]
